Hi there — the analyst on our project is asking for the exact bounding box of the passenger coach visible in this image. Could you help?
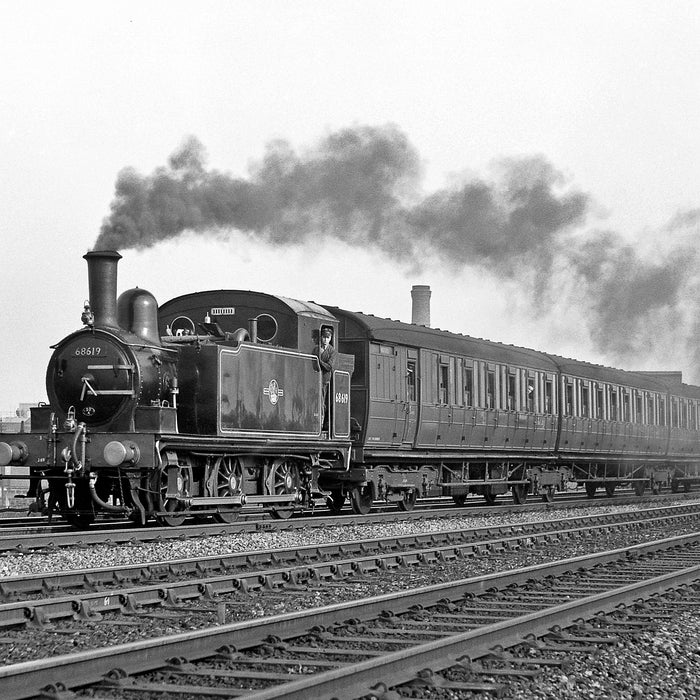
[327,306,700,505]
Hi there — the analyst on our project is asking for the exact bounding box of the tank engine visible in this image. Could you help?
[0,250,353,526]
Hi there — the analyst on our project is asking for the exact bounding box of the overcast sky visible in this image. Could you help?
[1,1,699,411]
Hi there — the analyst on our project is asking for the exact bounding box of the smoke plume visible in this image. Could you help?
[96,125,588,278]
[568,231,698,361]
[96,126,700,379]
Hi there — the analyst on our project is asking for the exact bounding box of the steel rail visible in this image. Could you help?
[1,491,697,552]
[0,517,682,626]
[243,564,700,700]
[2,506,699,630]
[2,532,700,699]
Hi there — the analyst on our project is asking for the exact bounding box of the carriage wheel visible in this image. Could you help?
[212,456,243,523]
[156,466,190,527]
[604,482,616,497]
[452,494,467,507]
[511,484,528,505]
[350,484,373,515]
[397,489,417,512]
[634,480,647,496]
[541,485,555,503]
[327,489,346,514]
[585,482,597,499]
[483,488,498,506]
[269,458,300,520]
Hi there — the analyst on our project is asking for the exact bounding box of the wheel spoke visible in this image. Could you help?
[213,456,243,523]
[269,459,299,519]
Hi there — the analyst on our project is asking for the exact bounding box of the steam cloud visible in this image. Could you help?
[95,125,588,276]
[95,125,700,379]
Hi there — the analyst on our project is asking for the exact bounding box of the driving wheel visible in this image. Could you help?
[269,458,300,520]
[212,456,243,523]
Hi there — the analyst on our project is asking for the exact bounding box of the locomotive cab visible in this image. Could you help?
[158,290,353,441]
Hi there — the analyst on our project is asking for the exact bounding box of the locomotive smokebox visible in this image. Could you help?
[84,250,122,329]
[411,285,431,326]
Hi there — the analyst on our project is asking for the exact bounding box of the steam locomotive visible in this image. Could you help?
[1,250,699,526]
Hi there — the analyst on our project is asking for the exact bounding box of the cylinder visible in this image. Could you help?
[84,250,122,329]
[411,285,431,326]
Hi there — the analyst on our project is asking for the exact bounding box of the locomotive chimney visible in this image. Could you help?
[411,285,431,326]
[84,250,122,329]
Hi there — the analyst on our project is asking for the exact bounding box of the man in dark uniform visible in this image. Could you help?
[314,327,338,429]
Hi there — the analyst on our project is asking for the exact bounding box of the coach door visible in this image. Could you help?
[399,347,419,446]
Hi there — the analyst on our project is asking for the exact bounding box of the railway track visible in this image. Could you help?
[0,490,697,552]
[1,502,699,623]
[2,532,700,699]
[2,504,700,697]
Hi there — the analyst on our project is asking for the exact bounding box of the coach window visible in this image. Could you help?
[609,388,619,421]
[564,382,574,416]
[406,360,416,402]
[635,393,644,423]
[671,397,679,428]
[622,391,631,422]
[506,370,517,410]
[438,359,449,405]
[580,382,590,418]
[544,378,554,414]
[646,393,656,425]
[464,364,474,407]
[691,401,698,430]
[526,376,535,412]
[596,385,605,419]
[659,396,667,426]
[486,369,496,409]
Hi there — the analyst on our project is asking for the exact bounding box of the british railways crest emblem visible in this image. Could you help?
[263,379,284,405]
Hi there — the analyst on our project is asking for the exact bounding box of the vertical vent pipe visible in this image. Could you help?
[84,250,122,329]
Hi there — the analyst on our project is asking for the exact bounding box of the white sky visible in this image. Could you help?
[1,1,699,410]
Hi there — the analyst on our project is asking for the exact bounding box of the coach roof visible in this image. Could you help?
[327,306,677,394]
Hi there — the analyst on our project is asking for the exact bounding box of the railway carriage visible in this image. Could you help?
[327,307,700,505]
